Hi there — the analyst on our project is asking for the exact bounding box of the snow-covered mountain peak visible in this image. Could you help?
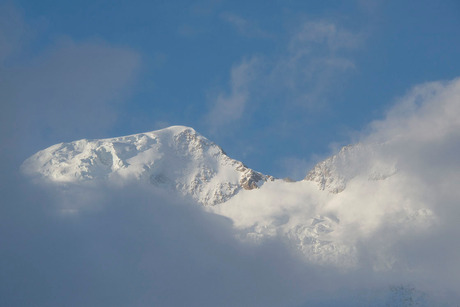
[21,126,434,268]
[305,143,397,193]
[21,126,274,205]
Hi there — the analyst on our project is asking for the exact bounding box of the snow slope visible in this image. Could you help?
[21,126,273,206]
[21,126,434,267]
[305,143,397,193]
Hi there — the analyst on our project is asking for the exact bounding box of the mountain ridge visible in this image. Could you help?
[22,125,433,268]
[21,125,275,206]
[22,125,370,201]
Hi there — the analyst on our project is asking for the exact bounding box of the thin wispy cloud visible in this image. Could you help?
[0,4,27,63]
[0,7,140,157]
[290,21,362,52]
[221,13,272,38]
[272,20,361,107]
[206,19,363,131]
[206,57,260,129]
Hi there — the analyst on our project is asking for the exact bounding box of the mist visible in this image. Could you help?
[2,77,460,306]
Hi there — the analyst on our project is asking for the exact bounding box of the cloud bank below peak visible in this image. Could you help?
[4,69,460,305]
[210,76,460,300]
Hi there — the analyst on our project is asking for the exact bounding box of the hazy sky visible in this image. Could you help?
[2,0,460,178]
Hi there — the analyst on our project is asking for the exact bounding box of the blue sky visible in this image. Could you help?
[2,0,460,178]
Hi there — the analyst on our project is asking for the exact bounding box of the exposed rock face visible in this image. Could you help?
[237,165,273,190]
[21,126,273,206]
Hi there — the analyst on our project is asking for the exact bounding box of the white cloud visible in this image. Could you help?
[290,20,361,52]
[272,20,360,107]
[0,35,140,158]
[0,176,371,307]
[367,78,460,144]
[3,3,459,305]
[3,172,451,306]
[206,57,260,129]
[0,4,27,63]
[206,20,362,130]
[221,13,271,38]
[5,77,460,306]
[209,77,460,303]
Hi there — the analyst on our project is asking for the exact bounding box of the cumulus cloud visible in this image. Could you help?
[360,78,460,218]
[355,78,460,298]
[367,79,460,143]
[209,77,460,304]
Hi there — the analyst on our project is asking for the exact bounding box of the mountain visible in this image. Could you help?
[21,126,273,206]
[305,143,397,193]
[21,126,432,267]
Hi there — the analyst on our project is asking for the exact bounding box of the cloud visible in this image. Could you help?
[360,79,460,288]
[2,4,459,305]
[3,78,459,306]
[209,77,460,304]
[0,172,370,307]
[367,78,460,144]
[0,7,140,160]
[271,20,360,107]
[1,39,140,150]
[206,57,260,129]
[206,20,362,131]
[8,77,460,306]
[290,21,361,51]
[2,170,452,306]
[221,13,271,38]
[0,4,27,63]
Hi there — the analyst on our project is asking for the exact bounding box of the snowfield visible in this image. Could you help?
[22,126,273,206]
[22,125,435,268]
